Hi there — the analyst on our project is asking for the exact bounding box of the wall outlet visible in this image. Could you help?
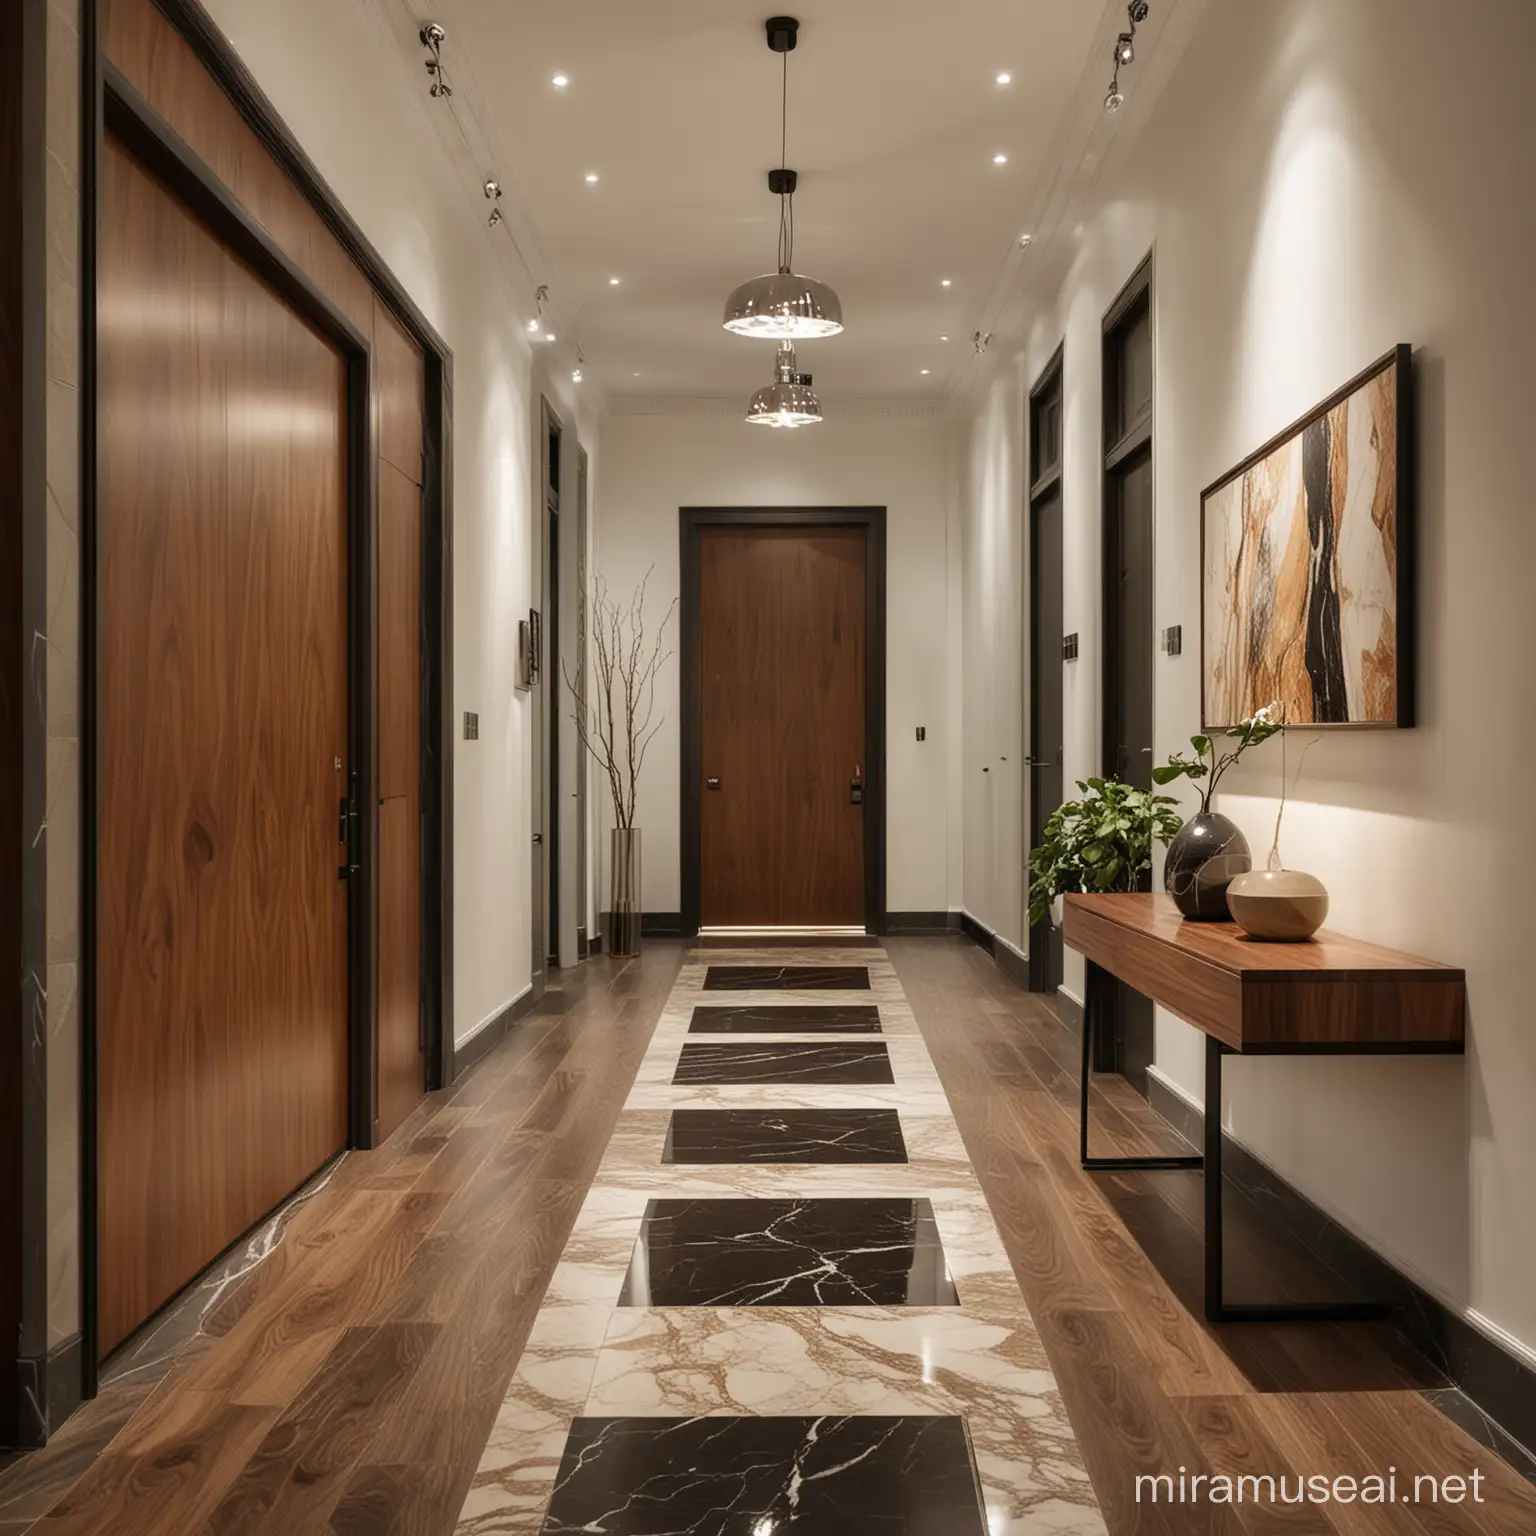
[463,711,479,740]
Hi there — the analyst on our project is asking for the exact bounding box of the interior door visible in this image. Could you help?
[1028,485,1064,991]
[1104,446,1156,1085]
[98,138,350,1355]
[698,525,866,928]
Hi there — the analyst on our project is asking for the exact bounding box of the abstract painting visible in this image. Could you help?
[1202,345,1412,728]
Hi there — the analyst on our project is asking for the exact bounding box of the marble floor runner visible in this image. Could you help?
[455,946,1106,1534]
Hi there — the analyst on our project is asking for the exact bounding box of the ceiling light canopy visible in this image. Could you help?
[746,340,823,428]
[723,18,844,341]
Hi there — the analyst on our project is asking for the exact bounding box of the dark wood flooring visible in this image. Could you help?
[0,935,1531,1535]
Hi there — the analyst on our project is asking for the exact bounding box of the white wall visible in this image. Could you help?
[960,0,1536,1363]
[203,0,597,1046]
[595,405,960,917]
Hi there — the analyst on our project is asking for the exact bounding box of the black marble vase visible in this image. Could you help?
[1164,811,1252,920]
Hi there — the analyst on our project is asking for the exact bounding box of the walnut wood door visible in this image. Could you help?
[698,526,866,928]
[98,139,351,1355]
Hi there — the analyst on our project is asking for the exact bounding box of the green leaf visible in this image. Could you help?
[1191,734,1212,756]
[1151,764,1182,785]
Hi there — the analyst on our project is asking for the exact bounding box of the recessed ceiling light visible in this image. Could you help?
[919,368,931,376]
[551,73,570,88]
[544,332,557,343]
[940,278,952,287]
[608,276,621,286]
[995,71,1012,86]
[992,153,1009,165]
[632,370,642,377]
[571,368,583,383]
[940,335,950,342]
[525,318,541,333]
[584,172,600,184]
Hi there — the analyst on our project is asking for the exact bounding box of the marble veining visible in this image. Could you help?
[673,1042,894,1086]
[457,946,1105,1535]
[662,1109,908,1166]
[703,965,871,991]
[617,1198,959,1307]
[689,1004,883,1034]
[541,1415,988,1534]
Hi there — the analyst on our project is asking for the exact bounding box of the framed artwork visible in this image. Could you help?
[1201,344,1413,729]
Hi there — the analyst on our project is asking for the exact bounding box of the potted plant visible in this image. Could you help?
[566,569,675,957]
[1152,704,1283,920]
[1027,777,1184,931]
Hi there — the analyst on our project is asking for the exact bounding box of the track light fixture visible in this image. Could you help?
[484,178,503,228]
[1105,1,1148,113]
[419,22,452,98]
[723,17,844,340]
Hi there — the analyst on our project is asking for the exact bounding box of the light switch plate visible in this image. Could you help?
[464,711,479,740]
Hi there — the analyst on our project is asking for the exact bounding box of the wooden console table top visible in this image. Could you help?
[1062,893,1465,1052]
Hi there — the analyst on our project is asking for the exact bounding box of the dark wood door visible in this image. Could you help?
[1104,445,1156,1085]
[98,139,350,1355]
[699,526,866,927]
[1028,485,1064,991]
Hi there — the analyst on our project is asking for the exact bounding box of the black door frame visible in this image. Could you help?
[79,0,455,1396]
[1026,344,1065,994]
[1098,253,1156,1078]
[679,507,888,938]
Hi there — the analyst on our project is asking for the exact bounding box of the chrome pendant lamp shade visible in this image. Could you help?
[724,268,843,340]
[723,18,844,341]
[746,341,822,427]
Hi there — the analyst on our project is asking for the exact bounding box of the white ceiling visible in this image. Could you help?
[433,0,1119,398]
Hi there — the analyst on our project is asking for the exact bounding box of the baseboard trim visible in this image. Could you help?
[1144,1070,1536,1470]
[642,911,683,937]
[993,933,1030,990]
[958,910,994,955]
[451,984,536,1079]
[886,910,960,935]
[4,1334,82,1449]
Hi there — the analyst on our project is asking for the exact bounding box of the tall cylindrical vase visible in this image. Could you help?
[609,827,642,958]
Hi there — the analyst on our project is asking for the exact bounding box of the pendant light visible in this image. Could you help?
[723,17,844,340]
[746,340,823,428]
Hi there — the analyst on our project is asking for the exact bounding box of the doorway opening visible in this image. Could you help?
[680,509,887,937]
[533,401,563,990]
[1100,255,1156,1088]
[1027,347,1065,994]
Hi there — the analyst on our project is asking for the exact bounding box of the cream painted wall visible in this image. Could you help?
[594,406,960,918]
[960,0,1536,1361]
[203,0,598,1046]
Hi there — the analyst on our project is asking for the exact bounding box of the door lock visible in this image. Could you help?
[850,764,863,806]
[706,776,721,790]
[337,770,361,880]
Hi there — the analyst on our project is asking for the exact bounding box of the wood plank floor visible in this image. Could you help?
[1,935,1531,1534]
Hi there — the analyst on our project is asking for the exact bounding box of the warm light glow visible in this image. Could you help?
[940,278,952,287]
[551,73,569,88]
[995,71,1012,86]
[584,172,600,184]
[543,332,557,343]
[992,153,1009,165]
[571,368,583,383]
[940,335,949,342]
[608,276,621,285]
[920,368,931,375]
[525,318,541,333]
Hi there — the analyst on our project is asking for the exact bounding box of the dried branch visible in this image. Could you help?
[564,567,676,831]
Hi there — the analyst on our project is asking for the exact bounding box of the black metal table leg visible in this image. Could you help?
[1202,1034,1388,1325]
[1079,960,1202,1172]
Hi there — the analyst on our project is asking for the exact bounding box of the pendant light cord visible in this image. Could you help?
[777,47,794,273]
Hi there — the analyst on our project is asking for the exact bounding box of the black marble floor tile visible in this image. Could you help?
[673,1041,894,1085]
[542,1415,986,1534]
[662,1109,908,1165]
[618,1197,959,1306]
[703,965,871,991]
[689,1003,883,1034]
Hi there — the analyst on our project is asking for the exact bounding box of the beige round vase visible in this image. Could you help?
[1226,867,1329,941]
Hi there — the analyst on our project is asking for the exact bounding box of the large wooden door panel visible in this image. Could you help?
[699,527,865,928]
[99,140,350,1355]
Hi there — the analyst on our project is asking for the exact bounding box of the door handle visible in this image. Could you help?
[337,771,361,880]
[850,765,863,806]
[706,777,721,790]
[533,831,544,845]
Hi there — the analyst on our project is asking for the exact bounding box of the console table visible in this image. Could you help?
[1062,892,1465,1324]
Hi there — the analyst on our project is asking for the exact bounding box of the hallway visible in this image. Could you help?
[3,938,1533,1533]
